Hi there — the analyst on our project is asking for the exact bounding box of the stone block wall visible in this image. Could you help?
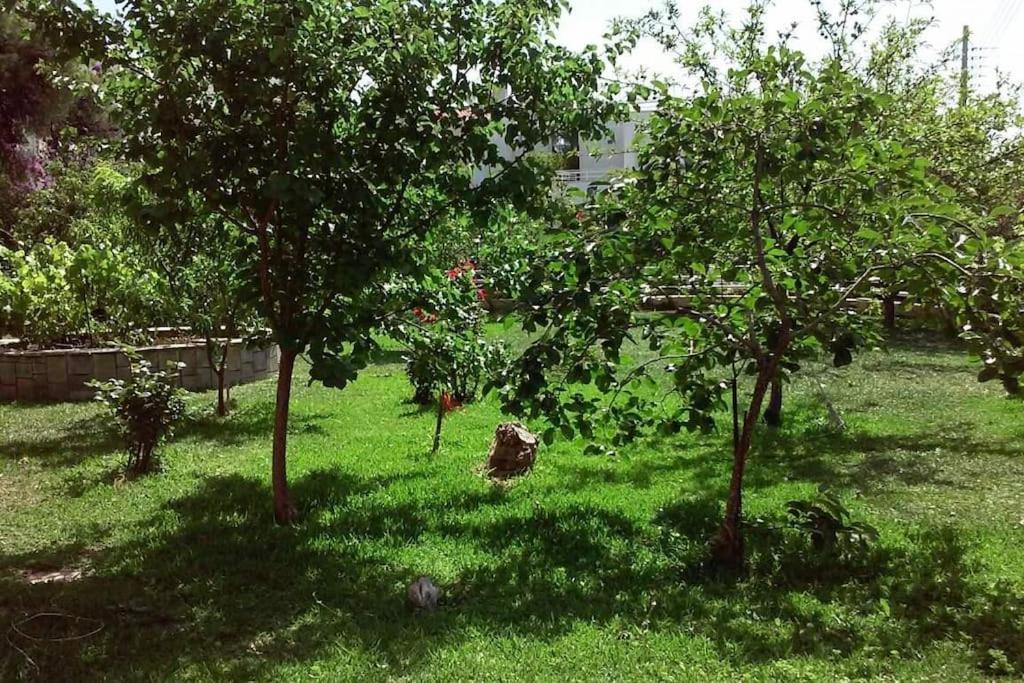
[0,341,279,403]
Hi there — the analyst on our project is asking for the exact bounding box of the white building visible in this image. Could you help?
[552,114,651,195]
[472,109,653,196]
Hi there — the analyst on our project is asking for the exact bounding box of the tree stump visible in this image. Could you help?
[486,422,538,478]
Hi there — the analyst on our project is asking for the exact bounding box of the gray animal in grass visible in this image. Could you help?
[407,576,441,611]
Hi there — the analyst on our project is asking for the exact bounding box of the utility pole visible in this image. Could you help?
[960,25,970,107]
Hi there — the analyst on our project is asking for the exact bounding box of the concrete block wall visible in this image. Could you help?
[0,341,279,403]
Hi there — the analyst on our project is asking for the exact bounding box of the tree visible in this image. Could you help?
[858,15,1024,385]
[173,241,259,419]
[127,194,261,417]
[387,262,505,453]
[1,3,107,228]
[493,1,952,570]
[861,17,1024,340]
[33,0,615,522]
[952,239,1024,395]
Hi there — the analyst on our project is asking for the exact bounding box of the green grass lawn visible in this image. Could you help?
[1,331,1022,681]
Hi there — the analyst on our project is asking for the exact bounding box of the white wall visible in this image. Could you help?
[471,110,652,193]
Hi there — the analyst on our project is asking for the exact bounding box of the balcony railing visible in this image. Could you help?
[554,169,609,184]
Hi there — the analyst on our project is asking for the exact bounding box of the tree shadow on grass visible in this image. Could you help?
[177,405,333,446]
[0,414,122,468]
[543,416,1002,500]
[399,402,436,418]
[751,416,1022,494]
[542,445,722,495]
[2,473,1021,681]
[369,347,408,366]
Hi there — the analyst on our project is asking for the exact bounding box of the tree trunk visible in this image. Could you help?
[217,376,228,417]
[711,367,774,572]
[763,375,783,427]
[217,348,231,417]
[883,296,897,330]
[129,444,156,477]
[208,338,231,417]
[431,392,444,454]
[272,348,298,524]
[140,445,154,475]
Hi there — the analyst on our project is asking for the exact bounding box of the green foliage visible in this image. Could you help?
[0,149,177,347]
[391,264,505,406]
[1,4,107,212]
[88,350,186,475]
[948,235,1024,396]
[30,0,619,516]
[499,4,938,443]
[131,194,263,414]
[5,150,131,247]
[491,1,973,568]
[786,486,879,554]
[421,207,548,300]
[34,0,618,367]
[0,237,168,345]
[859,16,1024,389]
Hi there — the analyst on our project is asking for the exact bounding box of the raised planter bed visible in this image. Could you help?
[0,339,279,403]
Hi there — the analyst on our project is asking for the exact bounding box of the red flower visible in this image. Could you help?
[448,260,476,280]
[440,392,462,413]
[476,287,489,301]
[413,308,438,324]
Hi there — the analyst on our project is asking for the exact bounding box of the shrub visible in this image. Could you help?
[389,263,507,452]
[89,352,186,476]
[420,207,546,301]
[400,262,495,406]
[0,238,168,346]
[786,487,879,555]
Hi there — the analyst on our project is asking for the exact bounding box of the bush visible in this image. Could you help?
[398,262,499,406]
[786,487,879,555]
[89,352,186,476]
[0,152,176,346]
[420,207,546,300]
[0,238,168,346]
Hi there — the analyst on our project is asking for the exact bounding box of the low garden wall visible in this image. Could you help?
[0,340,279,403]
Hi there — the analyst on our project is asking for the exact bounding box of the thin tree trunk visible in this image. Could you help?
[205,338,231,417]
[216,370,228,417]
[731,374,740,452]
[273,348,298,524]
[216,340,230,417]
[763,375,783,427]
[711,146,787,570]
[883,296,897,330]
[432,392,445,454]
[711,366,774,571]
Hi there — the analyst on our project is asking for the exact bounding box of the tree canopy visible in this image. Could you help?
[492,0,1013,569]
[27,0,619,521]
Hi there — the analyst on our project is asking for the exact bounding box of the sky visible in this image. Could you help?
[555,0,1024,91]
[87,0,1024,90]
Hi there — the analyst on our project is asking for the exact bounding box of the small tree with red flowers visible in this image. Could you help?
[389,262,504,453]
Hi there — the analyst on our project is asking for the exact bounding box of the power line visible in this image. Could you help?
[989,0,1023,45]
[981,0,1023,46]
[980,0,1015,45]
